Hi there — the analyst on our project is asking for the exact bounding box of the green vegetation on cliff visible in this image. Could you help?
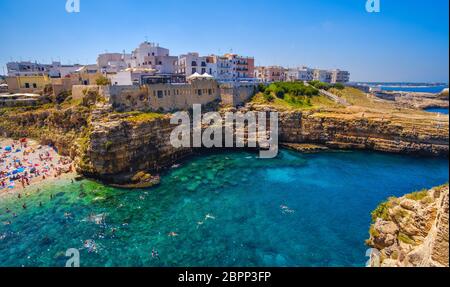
[251,82,337,110]
[119,111,165,123]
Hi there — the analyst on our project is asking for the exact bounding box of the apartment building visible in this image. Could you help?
[97,53,130,74]
[330,69,350,83]
[223,53,255,80]
[6,61,83,78]
[313,69,333,83]
[127,42,177,74]
[254,66,286,83]
[175,53,210,77]
[286,67,314,82]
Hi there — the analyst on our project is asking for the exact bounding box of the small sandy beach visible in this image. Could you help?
[0,138,76,200]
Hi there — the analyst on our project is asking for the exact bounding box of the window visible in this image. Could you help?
[192,68,197,74]
[201,68,206,74]
[157,90,163,98]
[208,89,212,95]
[197,89,202,96]
[192,61,197,67]
[25,83,30,88]
[33,83,37,88]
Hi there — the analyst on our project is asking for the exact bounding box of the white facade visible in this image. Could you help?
[127,42,177,74]
[97,53,130,73]
[286,67,314,82]
[176,53,210,77]
[108,70,156,86]
[313,69,333,83]
[330,69,350,83]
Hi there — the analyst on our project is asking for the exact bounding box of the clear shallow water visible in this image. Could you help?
[0,150,448,267]
[424,107,449,115]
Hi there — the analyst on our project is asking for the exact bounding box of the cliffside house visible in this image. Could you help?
[6,75,51,93]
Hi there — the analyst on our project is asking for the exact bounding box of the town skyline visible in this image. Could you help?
[0,0,449,83]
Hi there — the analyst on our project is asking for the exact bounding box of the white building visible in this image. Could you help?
[127,42,177,74]
[330,69,350,83]
[176,53,255,83]
[286,67,314,82]
[6,61,86,78]
[313,69,333,83]
[97,53,130,74]
[175,53,210,77]
[108,70,148,86]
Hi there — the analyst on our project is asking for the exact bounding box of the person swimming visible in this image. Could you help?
[22,203,26,209]
[152,248,160,260]
[168,232,179,237]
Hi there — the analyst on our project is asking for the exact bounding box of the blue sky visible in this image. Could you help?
[0,0,448,82]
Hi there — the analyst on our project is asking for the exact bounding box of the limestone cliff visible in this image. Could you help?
[0,105,90,157]
[77,111,192,183]
[1,101,448,183]
[278,109,448,157]
[366,185,449,267]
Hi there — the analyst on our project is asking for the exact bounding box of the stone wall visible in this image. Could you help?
[108,79,221,112]
[220,84,256,106]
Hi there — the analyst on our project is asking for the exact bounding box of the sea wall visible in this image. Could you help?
[366,185,449,267]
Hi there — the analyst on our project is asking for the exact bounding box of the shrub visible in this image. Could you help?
[96,76,111,86]
[257,83,266,93]
[371,200,392,222]
[397,232,416,245]
[263,93,275,102]
[333,83,345,90]
[309,80,331,90]
[405,190,429,201]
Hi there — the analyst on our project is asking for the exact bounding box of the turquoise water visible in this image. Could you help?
[379,85,448,93]
[0,150,448,267]
[424,107,449,115]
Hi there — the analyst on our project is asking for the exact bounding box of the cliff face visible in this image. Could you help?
[279,110,449,156]
[0,106,90,157]
[77,112,192,183]
[1,103,448,182]
[367,185,449,267]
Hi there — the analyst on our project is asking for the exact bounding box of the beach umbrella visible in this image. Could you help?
[12,167,25,174]
[5,146,12,151]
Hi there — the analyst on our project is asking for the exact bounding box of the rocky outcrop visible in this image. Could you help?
[77,112,192,183]
[367,185,449,267]
[0,105,90,157]
[279,110,448,157]
[1,101,448,183]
